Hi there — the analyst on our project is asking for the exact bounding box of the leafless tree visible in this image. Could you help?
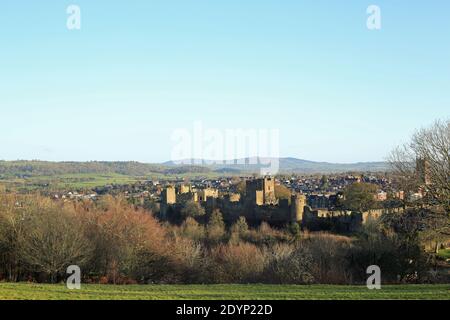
[388,119,450,213]
[19,201,93,283]
[388,119,450,252]
[0,193,27,281]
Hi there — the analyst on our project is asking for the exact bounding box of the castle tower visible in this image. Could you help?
[290,194,306,223]
[162,186,176,204]
[246,177,277,206]
[160,186,176,218]
[263,177,277,205]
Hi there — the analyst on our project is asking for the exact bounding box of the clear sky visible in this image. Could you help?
[1,1,449,163]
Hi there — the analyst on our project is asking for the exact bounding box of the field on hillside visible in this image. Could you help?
[0,172,228,190]
[0,173,141,190]
[0,283,448,300]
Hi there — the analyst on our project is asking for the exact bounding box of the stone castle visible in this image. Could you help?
[160,177,387,232]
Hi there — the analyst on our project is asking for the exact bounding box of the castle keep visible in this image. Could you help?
[246,177,277,206]
[160,177,387,231]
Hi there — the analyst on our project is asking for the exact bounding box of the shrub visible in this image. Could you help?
[303,233,353,284]
[262,243,314,284]
[229,217,249,244]
[181,217,205,242]
[245,222,288,245]
[206,210,226,244]
[209,243,266,283]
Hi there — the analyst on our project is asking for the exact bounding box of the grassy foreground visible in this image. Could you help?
[0,283,448,300]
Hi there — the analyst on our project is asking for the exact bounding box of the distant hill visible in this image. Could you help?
[0,158,390,179]
[164,157,390,174]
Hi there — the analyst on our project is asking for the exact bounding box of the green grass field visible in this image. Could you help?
[0,283,448,300]
[0,173,142,190]
[0,172,227,190]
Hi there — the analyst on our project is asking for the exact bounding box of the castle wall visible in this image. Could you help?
[159,179,396,232]
[198,188,219,202]
[177,192,198,203]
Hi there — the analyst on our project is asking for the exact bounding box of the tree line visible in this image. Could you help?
[0,193,446,285]
[0,161,211,179]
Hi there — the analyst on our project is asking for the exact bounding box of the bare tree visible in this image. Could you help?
[388,119,450,252]
[0,193,27,281]
[19,201,93,283]
[388,119,450,213]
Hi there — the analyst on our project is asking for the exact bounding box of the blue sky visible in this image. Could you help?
[0,1,449,163]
